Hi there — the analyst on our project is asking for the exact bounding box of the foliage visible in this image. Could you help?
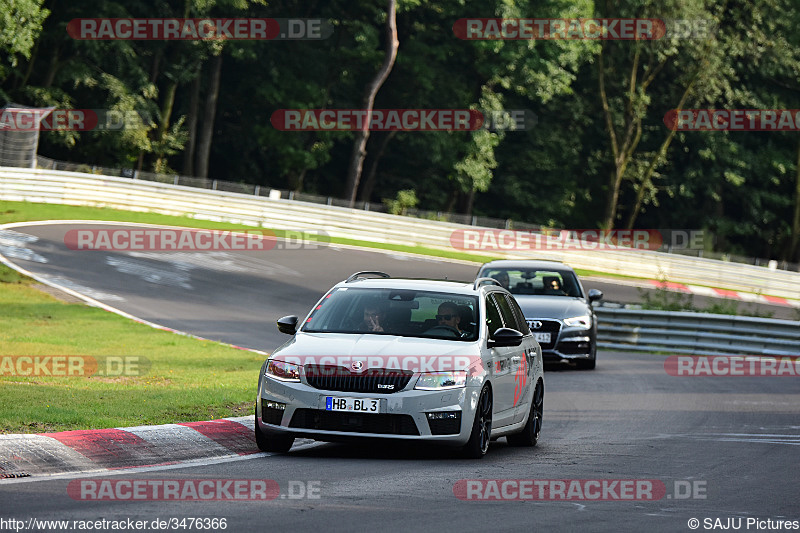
[384,188,418,215]
[1,0,798,260]
[638,285,775,317]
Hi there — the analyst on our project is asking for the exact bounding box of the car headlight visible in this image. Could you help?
[564,315,592,329]
[265,359,301,382]
[415,371,467,390]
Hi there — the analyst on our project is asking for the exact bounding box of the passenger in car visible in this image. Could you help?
[490,271,510,289]
[358,303,386,332]
[542,276,566,295]
[436,302,464,335]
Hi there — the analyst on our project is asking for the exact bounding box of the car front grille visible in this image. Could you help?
[304,365,413,394]
[526,319,561,350]
[289,409,419,435]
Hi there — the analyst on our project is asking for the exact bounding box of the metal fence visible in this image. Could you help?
[596,307,800,356]
[32,156,800,270]
[2,165,800,301]
[34,156,525,229]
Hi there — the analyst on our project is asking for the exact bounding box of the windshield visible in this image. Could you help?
[301,287,479,341]
[481,268,583,298]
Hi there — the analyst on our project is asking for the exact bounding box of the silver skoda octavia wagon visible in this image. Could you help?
[256,272,544,458]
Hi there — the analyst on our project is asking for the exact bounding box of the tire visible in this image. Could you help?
[254,407,294,453]
[460,385,493,459]
[506,381,543,447]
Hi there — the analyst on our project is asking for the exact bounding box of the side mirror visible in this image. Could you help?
[488,327,524,348]
[277,315,299,335]
[588,289,603,302]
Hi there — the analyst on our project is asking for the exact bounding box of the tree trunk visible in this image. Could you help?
[343,0,399,207]
[150,48,162,84]
[789,137,800,262]
[358,130,396,201]
[17,37,40,89]
[624,72,699,229]
[623,27,719,230]
[196,53,223,180]
[463,188,476,217]
[182,66,202,176]
[598,42,666,229]
[294,168,307,193]
[43,45,59,88]
[153,79,178,172]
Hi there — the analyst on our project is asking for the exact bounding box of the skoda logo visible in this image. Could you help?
[529,320,543,329]
[351,361,364,372]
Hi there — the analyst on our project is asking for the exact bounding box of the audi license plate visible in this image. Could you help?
[533,333,551,344]
[326,397,380,413]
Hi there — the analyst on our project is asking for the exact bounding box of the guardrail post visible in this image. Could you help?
[254,185,260,196]
[212,180,218,190]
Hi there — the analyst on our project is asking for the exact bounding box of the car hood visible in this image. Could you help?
[272,333,476,359]
[514,296,590,319]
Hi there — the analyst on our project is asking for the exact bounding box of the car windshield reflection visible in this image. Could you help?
[481,269,583,298]
[301,287,479,341]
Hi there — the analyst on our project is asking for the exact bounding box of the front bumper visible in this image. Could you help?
[257,377,480,445]
[542,334,594,361]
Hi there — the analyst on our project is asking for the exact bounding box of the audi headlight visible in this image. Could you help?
[415,371,467,390]
[564,315,592,329]
[265,359,300,382]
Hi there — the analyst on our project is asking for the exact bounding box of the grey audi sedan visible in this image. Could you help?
[256,271,544,458]
[477,260,603,369]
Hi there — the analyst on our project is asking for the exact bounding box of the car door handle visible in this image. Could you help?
[511,356,521,364]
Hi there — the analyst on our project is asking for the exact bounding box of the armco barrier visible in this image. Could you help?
[596,307,800,356]
[1,166,799,301]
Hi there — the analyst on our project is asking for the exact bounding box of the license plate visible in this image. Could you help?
[325,397,380,413]
[533,332,551,344]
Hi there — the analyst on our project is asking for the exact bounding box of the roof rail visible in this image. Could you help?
[345,271,391,283]
[473,277,502,290]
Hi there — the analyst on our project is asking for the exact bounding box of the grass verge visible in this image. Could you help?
[0,199,669,433]
[0,270,261,433]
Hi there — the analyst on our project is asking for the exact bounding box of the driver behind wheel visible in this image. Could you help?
[436,302,463,335]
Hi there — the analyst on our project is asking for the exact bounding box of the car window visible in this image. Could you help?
[301,287,478,341]
[484,295,503,339]
[502,293,531,335]
[490,292,519,332]
[481,268,583,298]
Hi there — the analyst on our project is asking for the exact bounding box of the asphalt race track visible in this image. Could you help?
[1,222,794,351]
[1,222,799,532]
